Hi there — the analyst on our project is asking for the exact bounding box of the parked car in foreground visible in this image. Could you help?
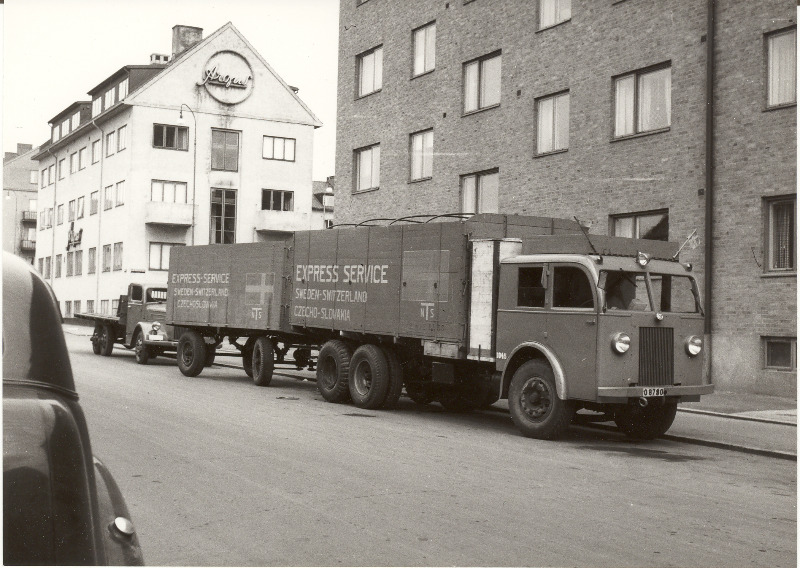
[3,253,144,565]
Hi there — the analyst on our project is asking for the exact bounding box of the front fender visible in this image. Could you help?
[502,342,568,400]
[93,457,144,566]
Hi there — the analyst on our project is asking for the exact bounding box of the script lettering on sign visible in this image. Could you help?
[197,65,252,89]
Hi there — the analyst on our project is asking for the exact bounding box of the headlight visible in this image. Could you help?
[636,252,651,267]
[685,335,703,357]
[611,332,631,354]
[151,322,161,332]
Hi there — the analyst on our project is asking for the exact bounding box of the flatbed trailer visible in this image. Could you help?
[166,214,713,440]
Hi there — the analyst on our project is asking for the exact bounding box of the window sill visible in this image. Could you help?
[263,158,296,163]
[761,271,797,279]
[462,104,500,118]
[764,102,797,112]
[153,147,190,152]
[536,18,571,33]
[356,89,382,101]
[611,127,670,143]
[211,169,239,173]
[352,186,380,195]
[411,69,435,81]
[534,148,568,159]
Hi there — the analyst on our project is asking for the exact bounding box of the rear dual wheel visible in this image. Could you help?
[177,331,206,377]
[95,323,114,357]
[316,340,353,403]
[349,344,391,410]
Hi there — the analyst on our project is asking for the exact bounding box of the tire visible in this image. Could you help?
[98,323,115,357]
[133,330,150,365]
[508,360,574,440]
[614,402,678,440]
[406,383,436,406]
[92,324,102,355]
[294,347,311,369]
[251,337,275,387]
[205,347,216,367]
[438,380,490,413]
[316,340,353,403]
[242,337,255,378]
[348,344,391,409]
[177,331,207,377]
[381,348,404,409]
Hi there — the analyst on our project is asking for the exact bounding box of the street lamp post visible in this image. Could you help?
[179,104,197,245]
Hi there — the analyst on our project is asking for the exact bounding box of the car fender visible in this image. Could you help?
[503,341,568,400]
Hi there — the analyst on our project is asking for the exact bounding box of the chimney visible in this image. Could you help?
[4,152,18,162]
[16,143,32,154]
[150,53,172,64]
[172,25,203,57]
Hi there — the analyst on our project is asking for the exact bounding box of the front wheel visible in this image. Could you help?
[614,402,678,440]
[177,331,207,377]
[508,360,574,440]
[133,330,150,365]
[251,337,274,387]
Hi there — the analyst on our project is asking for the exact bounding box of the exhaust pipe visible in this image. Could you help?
[638,397,649,408]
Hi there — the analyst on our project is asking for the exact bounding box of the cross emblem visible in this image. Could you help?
[245,273,274,306]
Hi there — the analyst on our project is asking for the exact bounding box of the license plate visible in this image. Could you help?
[641,387,665,397]
[148,334,164,341]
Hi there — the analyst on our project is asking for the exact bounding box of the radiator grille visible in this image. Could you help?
[639,327,674,386]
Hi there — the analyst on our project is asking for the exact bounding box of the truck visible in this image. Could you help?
[76,282,178,365]
[165,213,713,440]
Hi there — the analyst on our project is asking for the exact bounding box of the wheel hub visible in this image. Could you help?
[519,377,552,421]
[354,361,372,396]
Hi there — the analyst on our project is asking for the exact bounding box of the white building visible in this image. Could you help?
[34,23,322,317]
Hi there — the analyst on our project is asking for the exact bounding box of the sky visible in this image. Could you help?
[1,0,340,180]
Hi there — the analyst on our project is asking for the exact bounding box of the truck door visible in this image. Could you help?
[125,285,144,344]
[496,263,549,365]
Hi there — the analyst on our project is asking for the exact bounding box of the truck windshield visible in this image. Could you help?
[146,288,168,303]
[600,271,650,312]
[650,274,700,313]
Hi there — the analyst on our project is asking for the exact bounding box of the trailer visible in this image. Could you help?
[166,214,713,440]
[76,282,177,364]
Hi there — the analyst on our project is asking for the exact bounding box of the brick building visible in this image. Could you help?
[3,144,39,264]
[334,0,796,395]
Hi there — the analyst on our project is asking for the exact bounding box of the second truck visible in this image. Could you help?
[165,214,713,440]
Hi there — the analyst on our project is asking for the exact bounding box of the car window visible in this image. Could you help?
[650,274,699,313]
[517,266,546,307]
[130,286,143,302]
[553,266,594,309]
[601,271,650,311]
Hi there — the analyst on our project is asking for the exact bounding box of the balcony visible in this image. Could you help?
[20,239,36,251]
[144,201,193,226]
[21,211,37,223]
[254,210,311,233]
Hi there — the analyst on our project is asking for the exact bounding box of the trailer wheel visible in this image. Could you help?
[381,348,404,410]
[98,324,115,357]
[177,331,207,377]
[316,340,353,403]
[133,330,150,365]
[252,337,275,387]
[348,344,391,409]
[242,337,255,378]
[508,360,574,439]
[205,347,216,367]
[614,401,678,440]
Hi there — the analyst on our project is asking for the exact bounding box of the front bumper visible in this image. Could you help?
[143,334,177,350]
[597,383,714,403]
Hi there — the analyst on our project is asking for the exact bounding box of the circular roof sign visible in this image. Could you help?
[197,51,254,105]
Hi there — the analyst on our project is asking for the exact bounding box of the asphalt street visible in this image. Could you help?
[66,334,796,567]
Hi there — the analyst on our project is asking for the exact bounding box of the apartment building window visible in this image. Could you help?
[115,181,125,206]
[30,170,38,185]
[92,97,102,117]
[70,152,78,174]
[66,252,74,277]
[151,180,188,203]
[61,119,70,138]
[536,91,570,154]
[29,199,37,212]
[87,300,94,313]
[102,245,111,272]
[40,169,47,188]
[104,186,113,210]
[263,136,296,161]
[149,242,182,270]
[261,189,294,211]
[92,140,100,163]
[117,125,127,151]
[410,129,434,181]
[68,200,76,222]
[79,147,87,169]
[112,299,119,315]
[539,0,571,29]
[44,257,51,279]
[88,247,96,274]
[766,196,796,272]
[357,45,383,97]
[104,88,115,110]
[37,258,43,274]
[413,22,436,77]
[461,170,499,214]
[211,129,240,171]
[767,28,797,107]
[119,78,129,100]
[101,300,109,315]
[614,64,671,137]
[55,254,62,278]
[74,300,81,315]
[611,210,669,241]
[64,301,72,318]
[106,132,115,157]
[77,196,84,219]
[58,159,66,180]
[71,111,80,131]
[211,188,237,244]
[75,250,83,276]
[764,337,797,370]
[52,127,58,144]
[464,52,502,113]
[153,124,189,150]
[354,144,380,192]
[113,242,123,271]
[57,204,64,225]
[90,191,99,215]
[48,165,54,185]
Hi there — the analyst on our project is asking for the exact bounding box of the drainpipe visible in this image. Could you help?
[704,0,716,381]
[45,146,58,287]
[91,119,106,310]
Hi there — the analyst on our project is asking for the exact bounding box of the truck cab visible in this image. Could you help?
[122,283,175,364]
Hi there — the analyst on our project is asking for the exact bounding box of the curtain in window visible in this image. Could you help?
[478,172,499,214]
[772,201,795,269]
[480,56,501,108]
[554,93,569,150]
[769,30,797,106]
[615,75,635,136]
[464,62,479,112]
[461,176,477,214]
[537,97,555,153]
[411,131,433,179]
[414,25,435,76]
[638,68,671,132]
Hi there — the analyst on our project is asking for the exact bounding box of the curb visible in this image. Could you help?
[677,407,797,427]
